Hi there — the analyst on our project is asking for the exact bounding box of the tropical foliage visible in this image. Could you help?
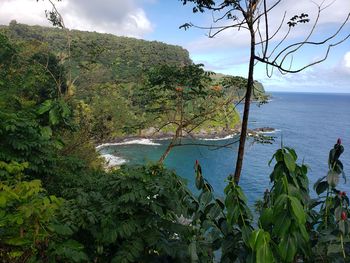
[1,21,348,263]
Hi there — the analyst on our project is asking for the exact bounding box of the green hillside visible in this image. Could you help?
[0,21,266,100]
[0,22,268,140]
[0,21,192,90]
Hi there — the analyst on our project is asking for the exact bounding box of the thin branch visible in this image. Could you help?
[212,8,235,23]
[253,0,282,23]
[255,32,350,73]
[255,11,287,47]
[278,2,322,66]
[261,0,269,59]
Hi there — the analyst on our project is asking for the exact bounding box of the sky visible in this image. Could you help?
[0,0,349,93]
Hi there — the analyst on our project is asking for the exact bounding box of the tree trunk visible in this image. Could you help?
[158,142,174,164]
[158,127,181,164]
[233,26,255,184]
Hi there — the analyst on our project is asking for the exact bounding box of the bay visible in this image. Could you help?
[101,92,350,206]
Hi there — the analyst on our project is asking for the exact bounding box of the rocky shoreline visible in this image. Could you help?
[97,126,276,146]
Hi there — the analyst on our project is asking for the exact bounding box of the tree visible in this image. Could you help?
[179,0,350,183]
[142,63,241,163]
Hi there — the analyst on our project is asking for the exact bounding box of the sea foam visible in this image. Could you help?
[199,134,238,141]
[101,154,127,167]
[96,138,161,150]
[255,129,281,135]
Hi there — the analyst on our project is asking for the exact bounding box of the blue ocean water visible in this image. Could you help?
[102,92,350,206]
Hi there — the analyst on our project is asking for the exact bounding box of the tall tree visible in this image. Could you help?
[179,0,350,183]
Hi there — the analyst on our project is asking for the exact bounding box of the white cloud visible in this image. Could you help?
[185,0,350,53]
[261,51,350,93]
[0,0,153,38]
[344,51,350,69]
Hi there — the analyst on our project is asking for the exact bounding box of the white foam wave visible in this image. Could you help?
[96,138,161,150]
[199,134,238,141]
[101,154,127,167]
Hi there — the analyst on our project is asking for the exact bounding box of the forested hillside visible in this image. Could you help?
[0,21,265,101]
[1,22,263,141]
[1,21,191,89]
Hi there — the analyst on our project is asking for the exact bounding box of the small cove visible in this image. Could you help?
[99,92,350,206]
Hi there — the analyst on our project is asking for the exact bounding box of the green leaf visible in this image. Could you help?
[0,195,6,207]
[241,225,252,247]
[16,217,24,225]
[284,152,296,172]
[49,108,59,125]
[249,229,274,263]
[273,212,291,237]
[51,223,73,236]
[195,173,204,190]
[289,196,306,225]
[259,208,273,229]
[286,147,297,160]
[37,99,52,115]
[314,179,328,195]
[256,245,274,263]
[40,126,52,139]
[200,191,212,205]
[278,236,297,262]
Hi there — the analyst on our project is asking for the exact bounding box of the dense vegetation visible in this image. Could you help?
[1,21,349,263]
[1,21,191,86]
[0,22,268,142]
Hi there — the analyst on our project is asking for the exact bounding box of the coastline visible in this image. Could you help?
[96,126,277,149]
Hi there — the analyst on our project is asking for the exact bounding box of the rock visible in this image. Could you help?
[141,127,157,136]
[252,127,275,133]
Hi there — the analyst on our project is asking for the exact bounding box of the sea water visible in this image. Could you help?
[100,92,350,206]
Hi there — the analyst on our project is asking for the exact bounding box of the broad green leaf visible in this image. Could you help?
[285,147,297,160]
[256,245,274,263]
[49,108,59,125]
[249,229,260,250]
[249,229,274,263]
[289,196,306,224]
[273,213,291,237]
[284,152,296,172]
[259,208,273,229]
[313,176,327,195]
[37,99,52,114]
[241,225,252,247]
[278,236,297,262]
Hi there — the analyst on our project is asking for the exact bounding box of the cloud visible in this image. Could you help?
[344,52,350,69]
[185,0,350,53]
[0,0,153,38]
[261,51,350,93]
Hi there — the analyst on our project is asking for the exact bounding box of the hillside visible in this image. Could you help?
[0,22,266,99]
[0,22,268,140]
[0,21,192,90]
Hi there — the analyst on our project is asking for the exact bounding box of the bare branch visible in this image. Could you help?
[253,0,282,23]
[277,2,322,66]
[255,32,350,73]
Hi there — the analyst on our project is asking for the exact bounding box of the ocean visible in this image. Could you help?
[100,92,350,206]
